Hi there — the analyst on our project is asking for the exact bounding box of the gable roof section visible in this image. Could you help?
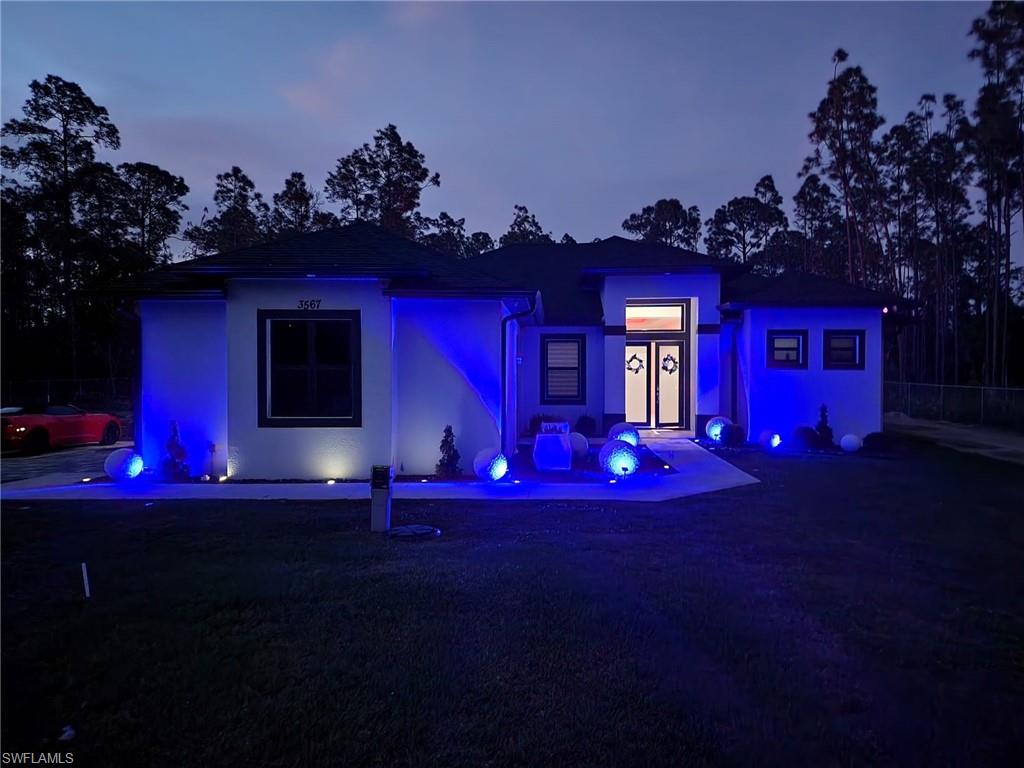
[721,270,896,308]
[116,222,529,298]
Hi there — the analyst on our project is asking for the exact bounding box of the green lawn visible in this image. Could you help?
[2,441,1022,766]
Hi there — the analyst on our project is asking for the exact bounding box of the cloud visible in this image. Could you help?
[279,38,371,118]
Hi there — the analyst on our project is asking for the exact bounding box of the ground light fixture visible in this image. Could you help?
[705,416,732,442]
[326,479,336,485]
[218,475,228,482]
[599,439,640,477]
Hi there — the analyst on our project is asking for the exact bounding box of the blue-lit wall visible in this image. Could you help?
[392,298,503,475]
[742,306,883,440]
[226,278,392,480]
[517,325,604,437]
[139,299,228,477]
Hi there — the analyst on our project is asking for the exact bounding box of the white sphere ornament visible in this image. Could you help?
[608,422,640,447]
[569,432,589,458]
[104,448,144,482]
[840,434,863,453]
[705,416,732,442]
[473,447,508,481]
[598,439,640,477]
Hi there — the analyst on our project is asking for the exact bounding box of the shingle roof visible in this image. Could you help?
[721,270,897,308]
[115,222,529,297]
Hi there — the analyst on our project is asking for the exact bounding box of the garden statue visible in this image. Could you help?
[161,420,190,481]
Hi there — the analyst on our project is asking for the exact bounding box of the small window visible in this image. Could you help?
[824,330,866,370]
[257,310,362,427]
[625,304,684,332]
[766,330,808,369]
[541,334,586,404]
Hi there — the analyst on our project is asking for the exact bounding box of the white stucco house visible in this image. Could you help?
[126,222,894,480]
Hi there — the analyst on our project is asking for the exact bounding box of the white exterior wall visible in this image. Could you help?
[138,299,228,477]
[742,306,883,440]
[599,273,722,424]
[600,273,721,325]
[517,325,604,437]
[392,298,504,475]
[226,279,392,480]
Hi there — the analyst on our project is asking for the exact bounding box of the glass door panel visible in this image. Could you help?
[625,343,650,426]
[656,342,682,427]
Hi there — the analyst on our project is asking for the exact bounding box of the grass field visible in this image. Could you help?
[2,440,1022,766]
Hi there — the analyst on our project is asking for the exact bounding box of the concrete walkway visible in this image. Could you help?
[0,438,757,503]
[885,412,1024,466]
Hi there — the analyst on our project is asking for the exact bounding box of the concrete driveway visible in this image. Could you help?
[1,441,134,486]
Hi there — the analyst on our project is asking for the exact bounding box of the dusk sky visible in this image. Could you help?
[1,1,988,249]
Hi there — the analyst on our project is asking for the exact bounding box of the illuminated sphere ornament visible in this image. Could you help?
[705,416,732,442]
[103,448,144,482]
[608,422,640,447]
[598,439,640,478]
[569,431,589,459]
[473,447,508,481]
[840,434,863,453]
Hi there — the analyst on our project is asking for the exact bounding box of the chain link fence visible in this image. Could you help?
[885,381,1024,431]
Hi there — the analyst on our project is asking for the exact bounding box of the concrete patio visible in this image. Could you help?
[0,437,757,502]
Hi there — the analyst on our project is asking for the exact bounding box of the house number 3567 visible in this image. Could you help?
[297,299,322,309]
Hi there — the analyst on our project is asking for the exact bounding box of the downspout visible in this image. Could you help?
[116,304,143,453]
[500,293,537,454]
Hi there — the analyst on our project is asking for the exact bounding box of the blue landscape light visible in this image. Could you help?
[770,434,782,449]
[608,422,640,447]
[473,447,509,481]
[705,416,732,442]
[599,439,640,477]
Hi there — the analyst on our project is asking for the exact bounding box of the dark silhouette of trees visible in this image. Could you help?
[622,198,701,249]
[704,175,788,267]
[183,166,269,255]
[499,205,553,247]
[2,75,187,381]
[324,123,439,238]
[270,171,337,238]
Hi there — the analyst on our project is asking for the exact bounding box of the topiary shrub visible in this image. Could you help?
[791,426,819,451]
[815,404,835,448]
[574,414,598,437]
[719,423,747,447]
[436,425,461,478]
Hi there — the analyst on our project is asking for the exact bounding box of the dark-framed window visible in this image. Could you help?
[257,310,362,427]
[541,334,586,404]
[766,329,808,369]
[823,329,866,370]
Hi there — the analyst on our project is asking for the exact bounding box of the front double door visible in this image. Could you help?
[625,340,687,429]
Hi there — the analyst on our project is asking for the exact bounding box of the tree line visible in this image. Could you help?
[2,2,1021,386]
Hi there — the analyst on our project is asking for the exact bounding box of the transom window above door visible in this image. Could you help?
[625,304,684,332]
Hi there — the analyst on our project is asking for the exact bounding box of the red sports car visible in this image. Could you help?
[1,404,123,454]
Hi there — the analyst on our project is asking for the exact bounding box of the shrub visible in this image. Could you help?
[791,426,819,451]
[720,423,747,447]
[528,413,560,436]
[815,404,835,448]
[574,414,598,437]
[436,425,461,478]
